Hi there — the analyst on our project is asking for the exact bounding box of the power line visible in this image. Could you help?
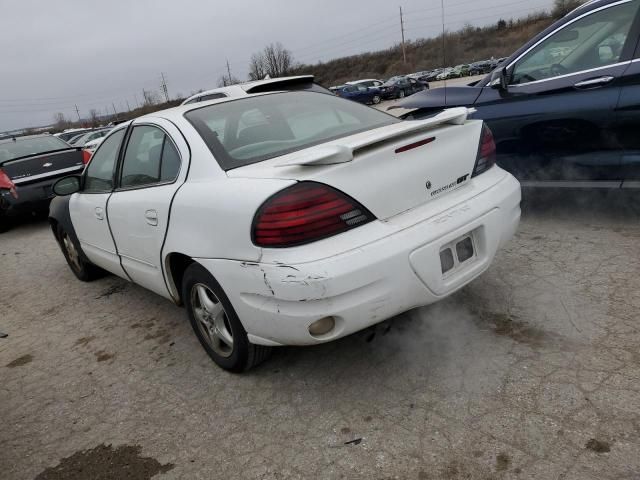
[160,72,170,102]
[400,6,407,64]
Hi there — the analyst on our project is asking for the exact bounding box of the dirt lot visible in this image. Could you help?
[1,190,639,479]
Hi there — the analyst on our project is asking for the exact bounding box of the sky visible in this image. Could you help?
[0,0,554,132]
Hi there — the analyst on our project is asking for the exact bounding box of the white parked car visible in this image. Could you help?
[49,91,521,372]
[181,75,330,105]
[82,136,105,153]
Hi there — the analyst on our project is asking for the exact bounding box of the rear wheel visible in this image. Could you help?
[182,263,271,372]
[56,224,104,281]
[0,217,11,233]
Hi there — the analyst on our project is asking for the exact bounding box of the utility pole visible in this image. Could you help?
[160,72,170,102]
[74,104,81,122]
[226,59,233,85]
[112,103,119,122]
[399,6,407,64]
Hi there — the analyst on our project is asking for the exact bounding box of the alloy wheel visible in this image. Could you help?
[191,283,234,358]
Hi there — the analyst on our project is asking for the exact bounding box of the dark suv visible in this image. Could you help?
[394,0,640,188]
[379,76,426,99]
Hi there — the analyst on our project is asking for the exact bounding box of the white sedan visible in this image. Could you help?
[49,90,521,372]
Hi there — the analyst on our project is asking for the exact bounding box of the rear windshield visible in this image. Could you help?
[184,91,399,170]
[0,136,71,162]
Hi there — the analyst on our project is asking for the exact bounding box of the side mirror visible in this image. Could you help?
[490,67,508,91]
[53,175,81,196]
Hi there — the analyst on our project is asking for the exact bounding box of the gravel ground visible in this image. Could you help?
[1,189,639,479]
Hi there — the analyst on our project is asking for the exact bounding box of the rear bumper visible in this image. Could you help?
[0,175,73,217]
[197,168,521,346]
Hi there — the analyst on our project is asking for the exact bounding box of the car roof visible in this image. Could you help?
[345,79,381,84]
[181,75,315,104]
[140,90,329,125]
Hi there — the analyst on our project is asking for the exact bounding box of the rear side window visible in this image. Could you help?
[119,125,181,188]
[84,129,126,193]
[185,91,399,170]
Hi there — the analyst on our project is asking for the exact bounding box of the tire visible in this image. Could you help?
[182,262,271,372]
[371,95,381,104]
[56,224,104,281]
[0,217,11,233]
[398,90,406,99]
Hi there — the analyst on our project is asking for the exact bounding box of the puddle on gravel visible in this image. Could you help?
[586,438,611,453]
[34,443,174,480]
[74,336,96,347]
[95,283,127,299]
[94,351,115,363]
[474,311,548,346]
[5,354,33,368]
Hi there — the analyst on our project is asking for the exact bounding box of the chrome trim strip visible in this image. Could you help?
[520,180,623,188]
[506,0,632,71]
[621,180,640,188]
[509,61,629,87]
[12,165,84,184]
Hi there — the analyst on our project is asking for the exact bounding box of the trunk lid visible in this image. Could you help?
[1,149,84,185]
[227,108,483,219]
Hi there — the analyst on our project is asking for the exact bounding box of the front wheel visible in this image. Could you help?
[398,90,406,99]
[182,263,271,372]
[56,224,104,281]
[371,95,381,104]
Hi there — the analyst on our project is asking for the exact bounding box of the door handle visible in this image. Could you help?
[144,209,158,226]
[94,207,104,220]
[574,76,614,89]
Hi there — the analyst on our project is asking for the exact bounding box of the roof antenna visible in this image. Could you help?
[441,0,447,106]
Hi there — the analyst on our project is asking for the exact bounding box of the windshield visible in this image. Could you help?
[185,91,399,170]
[0,136,71,162]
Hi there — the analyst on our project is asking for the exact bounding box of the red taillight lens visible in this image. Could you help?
[82,149,92,164]
[472,123,496,177]
[0,168,18,199]
[252,182,374,247]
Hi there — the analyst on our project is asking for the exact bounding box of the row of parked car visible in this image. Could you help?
[330,76,428,104]
[329,57,508,105]
[54,126,113,152]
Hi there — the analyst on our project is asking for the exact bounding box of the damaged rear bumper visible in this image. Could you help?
[196,168,521,346]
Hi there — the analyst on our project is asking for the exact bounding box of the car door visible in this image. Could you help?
[69,127,129,278]
[106,120,188,299]
[408,78,422,94]
[473,0,640,184]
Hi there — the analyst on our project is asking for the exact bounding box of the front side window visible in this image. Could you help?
[83,129,126,193]
[185,91,399,170]
[511,1,638,84]
[119,125,180,188]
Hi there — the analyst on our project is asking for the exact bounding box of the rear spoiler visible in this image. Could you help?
[276,107,471,167]
[0,147,80,167]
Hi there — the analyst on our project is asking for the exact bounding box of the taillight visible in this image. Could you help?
[472,123,496,177]
[252,182,374,248]
[82,149,92,164]
[0,168,18,199]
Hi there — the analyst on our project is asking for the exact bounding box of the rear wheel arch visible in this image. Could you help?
[165,252,195,305]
